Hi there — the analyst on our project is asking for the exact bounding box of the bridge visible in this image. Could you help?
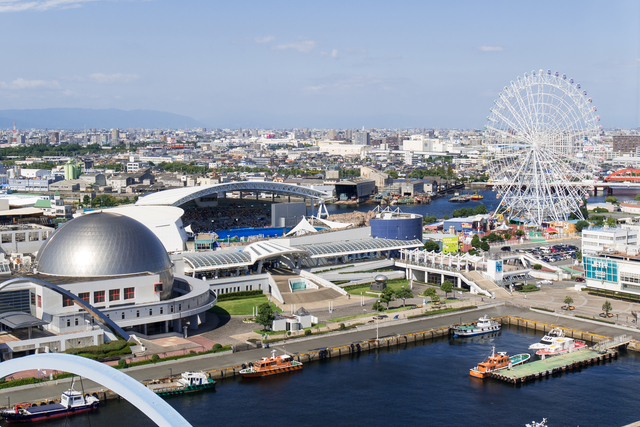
[605,168,640,182]
[0,353,191,427]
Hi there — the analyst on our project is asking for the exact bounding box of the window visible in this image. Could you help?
[124,287,135,300]
[1,234,11,243]
[66,319,70,327]
[75,318,79,326]
[15,233,24,242]
[136,310,140,318]
[170,305,174,313]
[78,292,90,304]
[30,293,35,306]
[160,307,163,314]
[29,232,39,241]
[62,295,74,307]
[149,309,153,316]
[178,304,182,311]
[154,282,163,293]
[94,290,105,304]
[121,312,125,320]
[109,289,120,302]
[37,295,41,308]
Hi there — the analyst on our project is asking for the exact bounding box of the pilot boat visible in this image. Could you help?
[470,347,530,379]
[239,350,303,378]
[451,316,501,337]
[529,328,586,357]
[1,378,99,423]
[146,371,216,396]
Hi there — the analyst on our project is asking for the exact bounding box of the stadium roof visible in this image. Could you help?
[296,238,424,258]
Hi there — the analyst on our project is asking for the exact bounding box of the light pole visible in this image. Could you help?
[376,299,380,341]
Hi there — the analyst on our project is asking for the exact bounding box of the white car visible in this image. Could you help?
[536,279,553,285]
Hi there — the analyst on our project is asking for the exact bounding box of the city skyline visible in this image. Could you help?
[1,0,639,129]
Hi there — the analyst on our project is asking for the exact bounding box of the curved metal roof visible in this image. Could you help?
[135,181,328,207]
[298,238,424,258]
[36,212,172,278]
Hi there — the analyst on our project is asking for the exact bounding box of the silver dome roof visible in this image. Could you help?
[36,212,172,277]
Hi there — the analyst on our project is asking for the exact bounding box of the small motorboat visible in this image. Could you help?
[239,350,303,378]
[452,316,501,337]
[1,378,99,423]
[470,347,530,379]
[146,371,216,396]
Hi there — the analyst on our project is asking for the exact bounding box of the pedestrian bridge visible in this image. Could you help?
[0,353,191,427]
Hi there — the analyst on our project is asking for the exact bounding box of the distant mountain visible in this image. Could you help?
[0,108,206,130]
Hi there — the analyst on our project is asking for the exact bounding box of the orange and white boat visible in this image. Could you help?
[239,350,303,378]
[470,347,530,379]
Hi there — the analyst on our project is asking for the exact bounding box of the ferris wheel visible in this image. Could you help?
[484,69,603,225]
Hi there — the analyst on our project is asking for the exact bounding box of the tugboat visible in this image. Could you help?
[239,350,303,378]
[1,378,99,423]
[146,371,216,396]
[451,316,501,337]
[470,347,530,379]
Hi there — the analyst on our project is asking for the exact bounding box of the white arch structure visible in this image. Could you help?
[0,277,130,341]
[135,181,328,207]
[0,353,191,427]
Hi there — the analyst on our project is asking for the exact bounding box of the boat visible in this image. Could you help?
[449,194,471,203]
[471,191,483,201]
[451,316,501,337]
[239,350,303,378]
[528,328,565,350]
[470,346,531,379]
[146,371,216,396]
[1,378,99,423]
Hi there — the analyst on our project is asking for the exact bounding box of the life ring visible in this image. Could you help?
[248,362,253,367]
[241,363,247,370]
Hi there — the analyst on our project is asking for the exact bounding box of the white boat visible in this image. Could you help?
[529,328,565,350]
[451,316,501,337]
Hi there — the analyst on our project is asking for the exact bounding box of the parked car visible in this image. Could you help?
[537,279,553,285]
[501,246,511,252]
[575,277,586,282]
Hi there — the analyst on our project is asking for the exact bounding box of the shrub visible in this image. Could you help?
[339,323,346,330]
[217,290,264,301]
[532,264,542,270]
[304,329,312,336]
[117,359,127,369]
[151,354,159,363]
[212,343,223,351]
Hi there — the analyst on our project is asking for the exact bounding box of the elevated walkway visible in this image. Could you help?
[462,271,511,297]
[269,268,342,304]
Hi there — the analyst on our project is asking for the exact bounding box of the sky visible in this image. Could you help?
[0,0,639,129]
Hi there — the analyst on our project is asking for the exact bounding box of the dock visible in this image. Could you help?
[491,349,618,384]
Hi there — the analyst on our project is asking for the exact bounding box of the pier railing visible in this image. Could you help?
[591,335,632,353]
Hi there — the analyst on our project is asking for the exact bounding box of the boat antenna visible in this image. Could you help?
[80,376,86,396]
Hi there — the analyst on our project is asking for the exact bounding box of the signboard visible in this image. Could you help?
[442,236,459,254]
[461,223,473,229]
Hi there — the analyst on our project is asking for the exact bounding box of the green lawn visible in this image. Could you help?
[208,296,280,316]
[253,323,327,335]
[343,279,410,296]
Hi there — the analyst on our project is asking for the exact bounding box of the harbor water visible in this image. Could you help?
[21,327,640,427]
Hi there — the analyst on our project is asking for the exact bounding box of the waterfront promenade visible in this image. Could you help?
[3,297,640,407]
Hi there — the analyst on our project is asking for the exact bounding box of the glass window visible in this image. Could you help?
[29,232,39,241]
[62,295,74,307]
[124,287,135,300]
[1,234,11,243]
[37,295,41,308]
[109,289,120,302]
[94,290,105,304]
[78,292,90,304]
[30,292,35,306]
[14,233,24,242]
[66,319,70,327]
[75,318,79,326]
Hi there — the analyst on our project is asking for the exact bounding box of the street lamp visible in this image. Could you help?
[376,299,380,341]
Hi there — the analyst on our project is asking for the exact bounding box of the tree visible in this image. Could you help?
[503,232,512,241]
[576,250,582,262]
[532,264,542,270]
[606,217,616,227]
[604,196,618,204]
[480,241,490,252]
[422,287,437,298]
[602,300,612,316]
[635,194,640,201]
[424,241,441,252]
[91,194,119,207]
[395,286,413,307]
[372,300,385,311]
[443,215,449,220]
[82,195,91,206]
[380,287,395,309]
[515,229,525,237]
[384,169,399,179]
[255,302,275,331]
[474,204,487,215]
[471,234,481,249]
[440,281,453,299]
[564,296,574,308]
[575,220,590,232]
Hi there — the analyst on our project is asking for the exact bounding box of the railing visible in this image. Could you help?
[296,269,347,295]
[267,274,285,304]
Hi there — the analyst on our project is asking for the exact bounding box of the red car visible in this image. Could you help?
[575,277,586,282]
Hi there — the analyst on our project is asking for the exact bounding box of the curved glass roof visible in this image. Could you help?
[183,251,252,271]
[297,238,423,258]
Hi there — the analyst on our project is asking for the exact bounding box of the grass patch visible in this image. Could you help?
[407,305,476,319]
[65,340,132,360]
[208,296,281,316]
[586,288,640,303]
[254,323,327,336]
[339,269,395,274]
[314,264,354,273]
[343,279,410,296]
[518,285,540,293]
[118,345,233,369]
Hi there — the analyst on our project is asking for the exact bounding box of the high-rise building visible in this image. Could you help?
[353,131,370,146]
[51,131,60,144]
[613,135,640,154]
[112,128,120,145]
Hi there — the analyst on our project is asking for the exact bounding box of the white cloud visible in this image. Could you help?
[254,35,275,44]
[0,78,61,90]
[331,49,338,58]
[304,74,389,93]
[0,0,99,13]
[273,39,316,53]
[89,73,139,84]
[479,46,504,52]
